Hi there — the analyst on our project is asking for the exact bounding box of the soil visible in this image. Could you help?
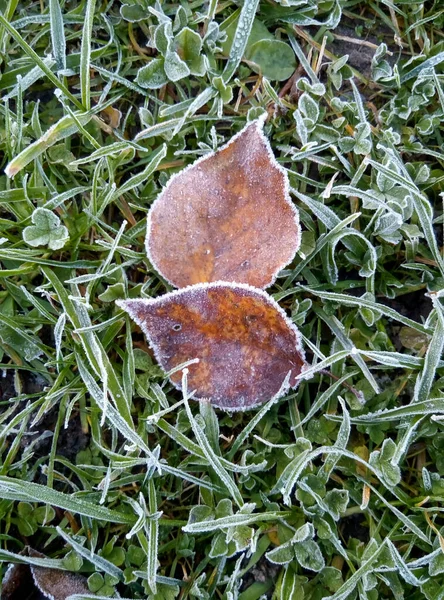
[339,513,369,543]
[379,289,432,323]
[325,22,399,81]
[0,370,89,466]
[239,555,279,597]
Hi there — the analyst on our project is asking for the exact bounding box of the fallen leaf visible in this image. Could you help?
[146,117,301,289]
[100,105,122,129]
[1,548,90,600]
[117,282,306,411]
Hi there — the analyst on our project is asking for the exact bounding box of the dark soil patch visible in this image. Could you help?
[379,289,432,323]
[325,21,399,81]
[339,513,369,543]
[240,555,279,597]
[1,370,89,467]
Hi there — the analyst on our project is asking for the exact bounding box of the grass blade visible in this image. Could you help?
[80,0,97,110]
[49,0,66,71]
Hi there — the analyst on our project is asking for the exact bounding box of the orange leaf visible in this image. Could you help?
[117,283,306,411]
[146,117,301,289]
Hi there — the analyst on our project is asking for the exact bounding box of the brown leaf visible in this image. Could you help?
[117,283,306,411]
[31,564,90,600]
[1,563,36,600]
[1,548,90,600]
[146,117,301,289]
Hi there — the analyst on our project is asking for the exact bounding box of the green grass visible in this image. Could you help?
[0,0,444,598]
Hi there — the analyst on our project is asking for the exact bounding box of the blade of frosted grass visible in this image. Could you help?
[123,317,135,409]
[315,308,380,393]
[326,398,444,423]
[330,185,403,224]
[146,479,158,594]
[58,100,101,150]
[291,188,366,255]
[350,78,367,124]
[0,253,99,269]
[66,261,132,285]
[0,14,82,109]
[205,0,218,25]
[391,416,424,468]
[93,63,157,97]
[43,186,90,210]
[296,285,432,335]
[134,114,231,141]
[222,0,260,83]
[0,476,133,523]
[228,374,291,459]
[361,479,431,544]
[91,436,224,493]
[41,267,133,426]
[11,14,85,28]
[172,87,217,137]
[182,372,244,508]
[160,464,225,494]
[49,0,66,70]
[291,213,360,279]
[287,33,319,83]
[159,98,195,118]
[199,400,221,455]
[19,285,58,323]
[385,539,424,586]
[5,112,92,177]
[156,419,259,474]
[400,51,444,83]
[0,313,49,359]
[0,415,29,475]
[84,220,127,305]
[70,142,139,166]
[299,372,359,426]
[182,511,291,533]
[110,145,167,201]
[0,548,65,569]
[15,75,23,152]
[326,540,387,600]
[0,0,19,51]
[297,350,351,382]
[80,0,97,110]
[357,350,442,370]
[74,313,128,333]
[56,527,123,579]
[285,141,334,162]
[76,351,154,459]
[318,397,350,483]
[414,301,444,402]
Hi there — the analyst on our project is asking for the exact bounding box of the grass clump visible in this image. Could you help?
[0,1,444,599]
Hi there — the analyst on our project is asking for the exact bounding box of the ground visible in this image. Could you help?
[0,1,444,599]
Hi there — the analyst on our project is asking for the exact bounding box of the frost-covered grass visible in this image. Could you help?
[0,1,444,599]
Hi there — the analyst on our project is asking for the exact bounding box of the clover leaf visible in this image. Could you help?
[23,207,69,250]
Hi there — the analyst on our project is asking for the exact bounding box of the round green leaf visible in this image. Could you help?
[136,59,168,90]
[120,3,146,22]
[246,39,296,81]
